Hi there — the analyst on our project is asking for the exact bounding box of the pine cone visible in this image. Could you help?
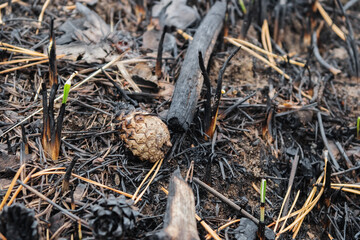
[117,107,172,163]
[89,195,138,240]
[0,203,38,240]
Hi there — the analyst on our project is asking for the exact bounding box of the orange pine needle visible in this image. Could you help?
[0,164,26,211]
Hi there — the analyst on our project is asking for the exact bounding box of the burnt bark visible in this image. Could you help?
[150,169,199,240]
[166,0,226,131]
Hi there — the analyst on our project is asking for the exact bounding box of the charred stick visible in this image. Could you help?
[219,91,256,119]
[154,169,199,240]
[335,0,360,77]
[282,149,299,218]
[6,134,13,155]
[167,0,226,131]
[312,31,341,75]
[331,165,360,177]
[258,0,267,27]
[17,180,89,228]
[334,141,354,170]
[323,151,332,208]
[21,124,29,154]
[193,177,259,224]
[48,18,58,86]
[215,48,240,104]
[240,0,255,39]
[48,83,59,143]
[156,26,168,78]
[344,0,358,11]
[208,47,240,138]
[52,103,66,160]
[62,156,79,192]
[317,112,340,170]
[41,82,50,148]
[198,51,212,132]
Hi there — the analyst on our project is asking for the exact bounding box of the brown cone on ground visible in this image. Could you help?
[116,106,172,163]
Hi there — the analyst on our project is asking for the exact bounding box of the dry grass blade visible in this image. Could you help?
[117,62,142,92]
[274,184,292,232]
[227,38,291,79]
[0,232,6,240]
[0,54,65,75]
[195,214,222,240]
[161,187,222,240]
[315,0,346,41]
[276,190,300,239]
[0,56,124,138]
[262,20,275,64]
[269,155,329,237]
[0,59,49,74]
[205,219,240,240]
[279,156,328,237]
[132,160,160,201]
[331,186,360,195]
[134,158,164,204]
[36,0,51,34]
[177,29,193,41]
[18,180,89,227]
[0,47,46,57]
[0,56,47,65]
[0,42,47,57]
[7,167,37,206]
[0,0,29,9]
[227,37,305,67]
[331,183,360,189]
[30,170,134,198]
[0,164,26,211]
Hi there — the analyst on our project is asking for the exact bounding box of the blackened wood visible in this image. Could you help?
[166,1,226,131]
[152,169,199,240]
[198,51,211,132]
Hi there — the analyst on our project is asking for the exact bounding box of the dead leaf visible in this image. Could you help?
[157,81,174,100]
[56,42,114,64]
[131,63,155,81]
[0,152,18,172]
[0,178,12,190]
[152,0,199,29]
[73,183,87,201]
[142,29,176,52]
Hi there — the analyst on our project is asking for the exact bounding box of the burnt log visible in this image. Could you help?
[166,1,226,131]
[150,169,199,240]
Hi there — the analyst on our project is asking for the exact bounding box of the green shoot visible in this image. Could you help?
[260,179,266,222]
[357,116,360,139]
[62,72,76,104]
[238,0,247,14]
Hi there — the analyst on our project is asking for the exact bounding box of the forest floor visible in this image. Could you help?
[0,0,360,239]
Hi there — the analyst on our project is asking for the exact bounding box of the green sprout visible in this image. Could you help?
[238,0,247,14]
[357,116,360,139]
[260,179,267,222]
[62,75,73,104]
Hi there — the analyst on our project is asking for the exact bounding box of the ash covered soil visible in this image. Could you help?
[0,0,360,239]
